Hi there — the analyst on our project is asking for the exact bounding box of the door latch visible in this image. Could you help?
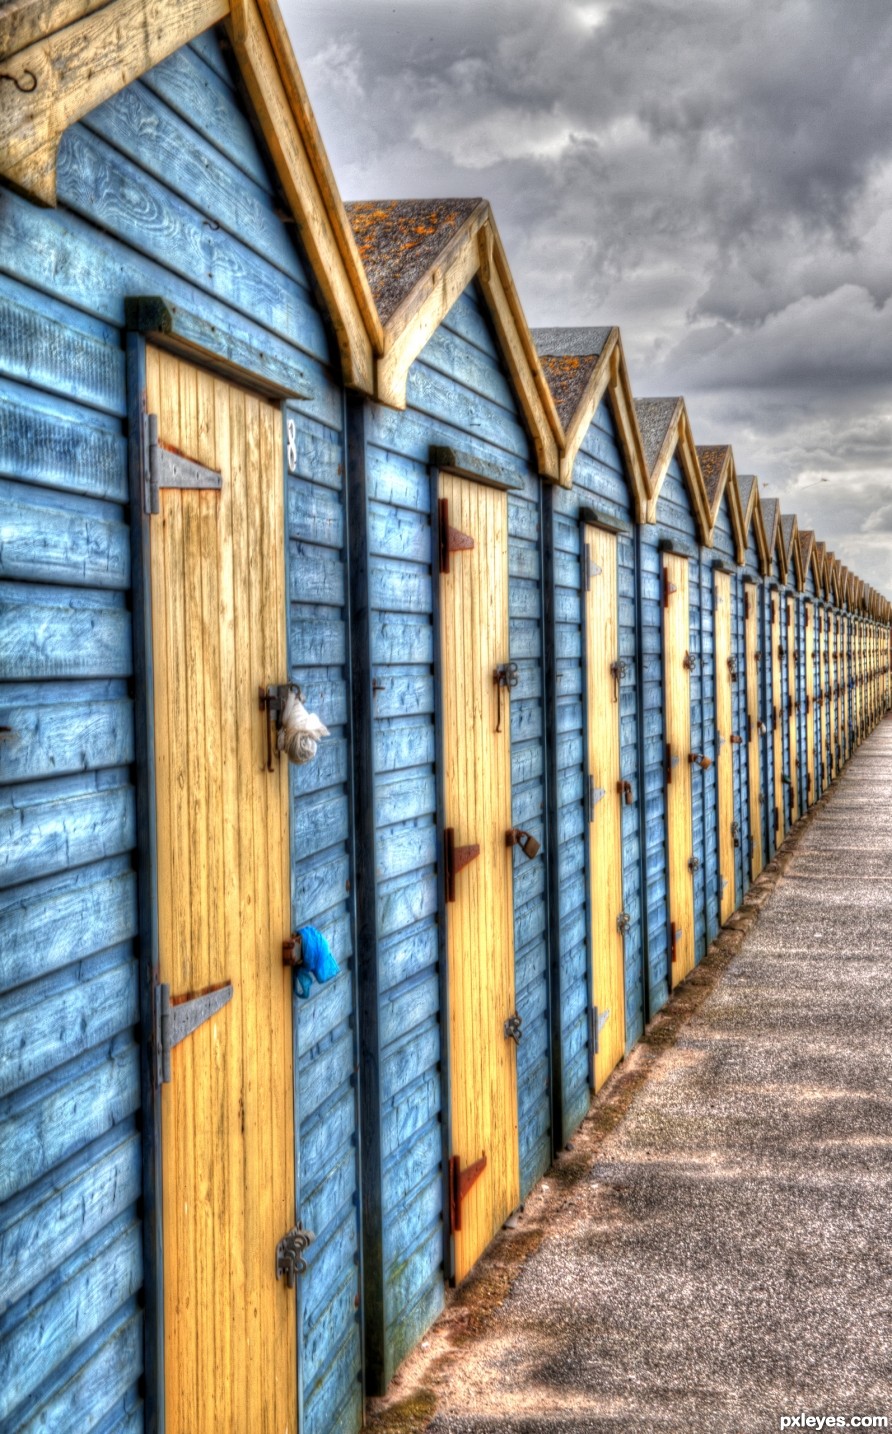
[259,683,304,773]
[616,911,631,936]
[494,662,519,732]
[276,1223,315,1288]
[610,658,629,702]
[731,820,741,849]
[506,827,540,859]
[504,1012,523,1043]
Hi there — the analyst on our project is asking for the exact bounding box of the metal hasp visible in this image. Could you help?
[688,855,700,873]
[731,820,741,849]
[506,827,540,860]
[663,569,678,608]
[155,981,233,1086]
[449,1152,487,1233]
[588,779,606,820]
[617,779,634,805]
[610,657,629,702]
[444,827,480,903]
[589,1004,610,1058]
[683,650,698,672]
[275,1223,315,1288]
[438,497,474,574]
[144,412,222,513]
[503,1012,523,1043]
[689,751,713,770]
[494,661,519,732]
[616,910,631,936]
[583,545,603,591]
[282,933,303,967]
[727,655,739,682]
[669,921,682,964]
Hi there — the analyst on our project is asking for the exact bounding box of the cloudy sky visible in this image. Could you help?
[285,0,892,593]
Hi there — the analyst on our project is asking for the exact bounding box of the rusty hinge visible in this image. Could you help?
[663,568,677,608]
[438,498,474,574]
[154,981,233,1087]
[583,544,602,591]
[665,741,673,786]
[444,828,480,903]
[806,695,811,716]
[669,920,682,963]
[773,806,780,832]
[588,777,606,821]
[449,1152,487,1233]
[744,590,752,618]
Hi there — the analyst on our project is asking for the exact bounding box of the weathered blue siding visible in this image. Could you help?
[548,397,642,1141]
[0,28,361,1433]
[352,283,550,1389]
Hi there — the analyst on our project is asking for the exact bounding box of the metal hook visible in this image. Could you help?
[0,69,37,92]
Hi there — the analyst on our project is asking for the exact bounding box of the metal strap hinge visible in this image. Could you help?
[144,413,221,514]
[155,981,233,1085]
[449,1152,487,1233]
[588,777,606,821]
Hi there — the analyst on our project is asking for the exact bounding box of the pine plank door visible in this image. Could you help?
[662,554,695,986]
[713,571,735,923]
[786,597,799,823]
[770,591,785,848]
[583,526,626,1091]
[147,346,297,1434]
[744,582,763,878]
[828,613,837,779]
[820,612,830,791]
[439,473,519,1285]
[805,601,816,804]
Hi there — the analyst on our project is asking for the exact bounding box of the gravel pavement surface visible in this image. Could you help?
[370,720,892,1434]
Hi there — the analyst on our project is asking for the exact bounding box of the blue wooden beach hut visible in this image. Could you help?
[0,5,384,1431]
[798,530,822,807]
[634,398,712,1012]
[530,326,649,1137]
[340,198,561,1390]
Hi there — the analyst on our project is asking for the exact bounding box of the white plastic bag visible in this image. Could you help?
[277,690,329,766]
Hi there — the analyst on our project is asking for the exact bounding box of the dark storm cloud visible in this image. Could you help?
[289,0,892,591]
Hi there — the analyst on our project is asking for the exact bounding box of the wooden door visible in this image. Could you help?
[786,596,799,824]
[662,554,695,985]
[826,608,831,797]
[744,583,763,877]
[439,472,519,1284]
[769,590,785,849]
[583,526,626,1091]
[828,612,837,778]
[147,346,297,1434]
[841,616,849,761]
[713,571,735,922]
[805,601,816,804]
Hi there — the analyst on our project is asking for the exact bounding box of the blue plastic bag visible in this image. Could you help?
[294,925,340,999]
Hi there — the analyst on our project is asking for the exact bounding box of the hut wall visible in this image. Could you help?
[546,396,643,1143]
[740,527,763,888]
[0,28,362,1434]
[350,282,550,1390]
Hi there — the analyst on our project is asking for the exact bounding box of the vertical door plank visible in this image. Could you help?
[770,592,785,847]
[663,554,694,986]
[805,601,816,804]
[584,527,625,1091]
[713,571,735,922]
[149,346,296,1434]
[439,473,519,1284]
[744,582,763,876]
[786,597,799,823]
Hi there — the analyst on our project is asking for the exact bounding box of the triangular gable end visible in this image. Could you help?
[697,445,746,565]
[637,398,712,544]
[532,326,649,517]
[346,199,560,479]
[781,511,803,589]
[799,531,816,593]
[814,541,828,598]
[737,475,771,576]
[0,0,382,392]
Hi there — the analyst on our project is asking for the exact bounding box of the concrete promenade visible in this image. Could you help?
[370,719,892,1434]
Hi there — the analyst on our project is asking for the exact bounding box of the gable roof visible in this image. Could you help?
[0,0,382,392]
[345,198,560,478]
[798,530,816,590]
[736,474,770,575]
[695,445,746,563]
[532,326,648,515]
[814,541,828,597]
[635,398,711,542]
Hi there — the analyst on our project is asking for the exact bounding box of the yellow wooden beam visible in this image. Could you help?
[0,0,229,205]
[227,0,378,391]
[0,0,113,58]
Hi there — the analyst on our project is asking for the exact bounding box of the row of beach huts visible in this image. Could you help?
[0,3,889,1432]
